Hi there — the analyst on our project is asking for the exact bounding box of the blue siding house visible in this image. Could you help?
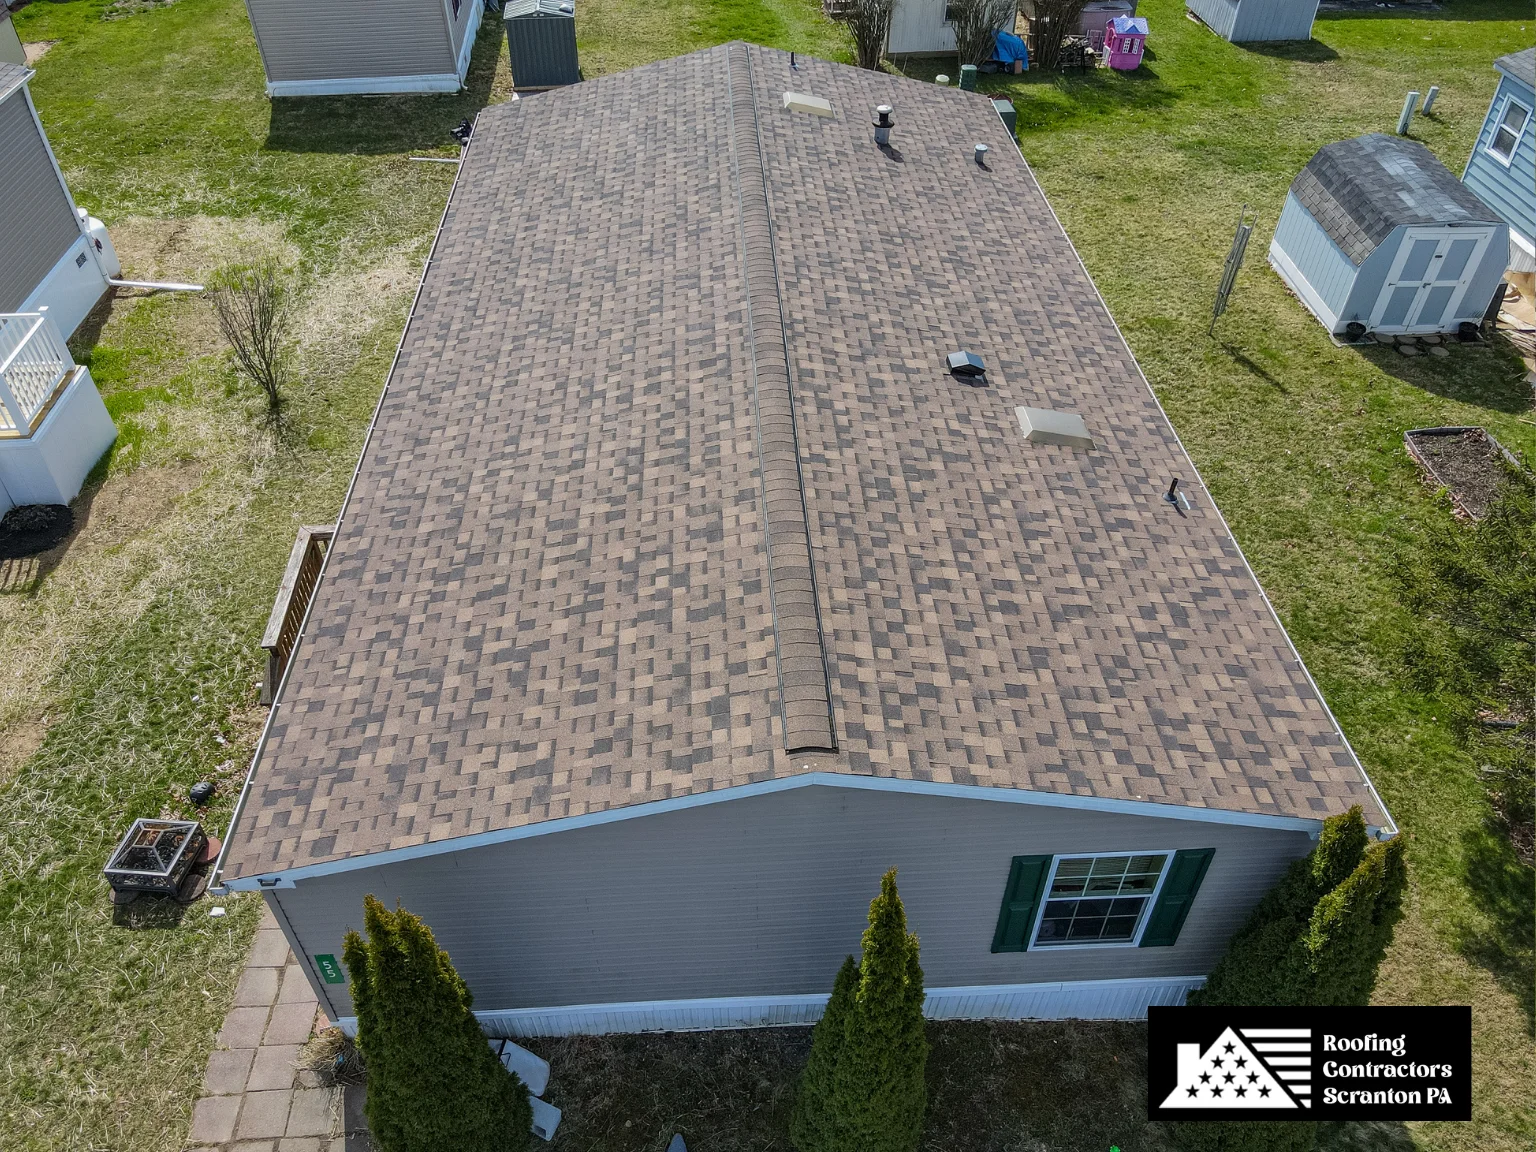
[1462,48,1535,280]
[1270,133,1508,337]
[1186,0,1316,44]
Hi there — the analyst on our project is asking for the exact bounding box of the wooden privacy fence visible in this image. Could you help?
[261,524,334,705]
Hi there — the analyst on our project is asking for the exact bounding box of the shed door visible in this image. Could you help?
[1370,228,1494,333]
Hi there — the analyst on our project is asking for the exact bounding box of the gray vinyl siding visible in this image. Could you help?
[1462,74,1536,248]
[245,0,454,84]
[1229,0,1316,41]
[1273,190,1357,324]
[1339,232,1396,324]
[1184,0,1237,40]
[446,0,475,67]
[0,90,80,314]
[1186,0,1315,41]
[271,784,1313,1023]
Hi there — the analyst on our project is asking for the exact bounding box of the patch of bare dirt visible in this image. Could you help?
[0,719,46,786]
[1405,428,1518,519]
[23,41,58,66]
[107,215,298,290]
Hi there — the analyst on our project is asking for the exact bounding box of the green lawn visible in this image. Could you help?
[0,0,1530,1149]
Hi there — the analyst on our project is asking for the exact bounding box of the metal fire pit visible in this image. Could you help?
[104,818,207,898]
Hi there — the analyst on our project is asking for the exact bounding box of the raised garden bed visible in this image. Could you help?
[1404,426,1522,520]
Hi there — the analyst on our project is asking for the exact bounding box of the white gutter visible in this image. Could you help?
[209,116,483,894]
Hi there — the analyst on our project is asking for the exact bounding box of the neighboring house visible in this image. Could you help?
[215,44,1393,1038]
[1462,48,1536,289]
[0,9,26,67]
[1270,133,1508,337]
[1185,0,1316,44]
[886,0,957,57]
[243,0,482,96]
[0,61,117,518]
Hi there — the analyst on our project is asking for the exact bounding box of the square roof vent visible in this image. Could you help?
[783,92,833,117]
[1017,406,1094,450]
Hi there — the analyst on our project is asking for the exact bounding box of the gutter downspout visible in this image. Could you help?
[209,114,483,893]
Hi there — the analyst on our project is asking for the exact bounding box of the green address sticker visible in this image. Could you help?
[314,954,346,984]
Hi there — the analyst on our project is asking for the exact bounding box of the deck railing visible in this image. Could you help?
[261,524,335,704]
[0,312,74,437]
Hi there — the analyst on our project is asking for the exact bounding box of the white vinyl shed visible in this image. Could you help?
[244,0,483,97]
[1271,133,1508,337]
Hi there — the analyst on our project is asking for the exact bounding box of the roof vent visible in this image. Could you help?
[783,92,833,117]
[1017,406,1094,450]
[873,105,893,146]
[974,143,990,167]
[947,350,985,377]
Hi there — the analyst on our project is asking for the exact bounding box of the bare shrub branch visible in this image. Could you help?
[951,0,1017,67]
[1028,0,1088,71]
[209,260,290,418]
[837,0,895,70]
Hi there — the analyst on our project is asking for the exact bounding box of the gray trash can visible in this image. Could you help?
[504,0,579,89]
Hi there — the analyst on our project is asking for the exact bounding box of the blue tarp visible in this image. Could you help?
[993,29,1028,66]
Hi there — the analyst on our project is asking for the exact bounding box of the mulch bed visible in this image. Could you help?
[1404,428,1519,520]
[0,504,74,559]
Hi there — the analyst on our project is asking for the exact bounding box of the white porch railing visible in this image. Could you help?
[0,312,75,437]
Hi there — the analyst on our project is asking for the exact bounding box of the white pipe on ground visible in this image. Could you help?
[108,279,204,292]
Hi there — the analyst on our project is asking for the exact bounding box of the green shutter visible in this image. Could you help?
[991,854,1051,953]
[1140,848,1215,947]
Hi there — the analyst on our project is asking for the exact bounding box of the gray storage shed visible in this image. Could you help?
[504,0,578,90]
[1270,133,1508,337]
[1186,0,1316,43]
[243,0,482,97]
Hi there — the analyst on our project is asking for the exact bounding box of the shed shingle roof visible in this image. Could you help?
[1291,132,1503,265]
[1495,47,1535,90]
[0,61,33,105]
[223,44,1388,880]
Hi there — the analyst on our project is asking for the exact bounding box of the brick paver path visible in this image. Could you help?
[186,903,365,1151]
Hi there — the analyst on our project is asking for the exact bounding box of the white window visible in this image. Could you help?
[1486,96,1530,166]
[1032,852,1169,947]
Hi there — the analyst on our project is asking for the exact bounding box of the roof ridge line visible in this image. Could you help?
[724,43,837,756]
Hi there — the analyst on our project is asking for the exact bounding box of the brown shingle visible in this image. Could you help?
[223,44,1388,880]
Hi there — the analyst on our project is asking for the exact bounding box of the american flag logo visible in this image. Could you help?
[1160,1027,1312,1110]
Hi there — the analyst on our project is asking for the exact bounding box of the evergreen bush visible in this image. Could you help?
[342,895,532,1152]
[790,955,858,1152]
[1175,809,1408,1152]
[792,869,927,1152]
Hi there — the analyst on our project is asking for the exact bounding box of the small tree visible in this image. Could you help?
[791,955,858,1152]
[1028,0,1088,71]
[839,0,895,70]
[832,869,928,1152]
[342,896,531,1152]
[1394,472,1536,859]
[950,0,1015,67]
[1178,809,1407,1152]
[209,258,291,419]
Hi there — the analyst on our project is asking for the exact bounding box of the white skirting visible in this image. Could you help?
[1509,230,1536,275]
[0,365,116,515]
[20,235,111,341]
[333,976,1204,1039]
[1269,237,1343,334]
[267,73,464,97]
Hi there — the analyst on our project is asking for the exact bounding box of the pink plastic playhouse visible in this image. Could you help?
[1104,15,1148,70]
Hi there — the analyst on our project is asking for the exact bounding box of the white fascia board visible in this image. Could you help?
[1268,237,1343,333]
[266,74,462,97]
[455,0,482,81]
[1510,227,1534,258]
[221,772,1326,890]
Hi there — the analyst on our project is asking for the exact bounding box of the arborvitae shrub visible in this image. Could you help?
[793,869,927,1152]
[833,868,928,1152]
[1175,808,1407,1152]
[342,895,531,1152]
[791,955,858,1152]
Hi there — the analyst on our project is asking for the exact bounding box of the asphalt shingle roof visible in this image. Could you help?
[0,61,33,105]
[223,44,1388,879]
[1292,132,1503,266]
[1495,47,1535,90]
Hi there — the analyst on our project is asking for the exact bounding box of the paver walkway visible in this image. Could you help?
[186,903,367,1151]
